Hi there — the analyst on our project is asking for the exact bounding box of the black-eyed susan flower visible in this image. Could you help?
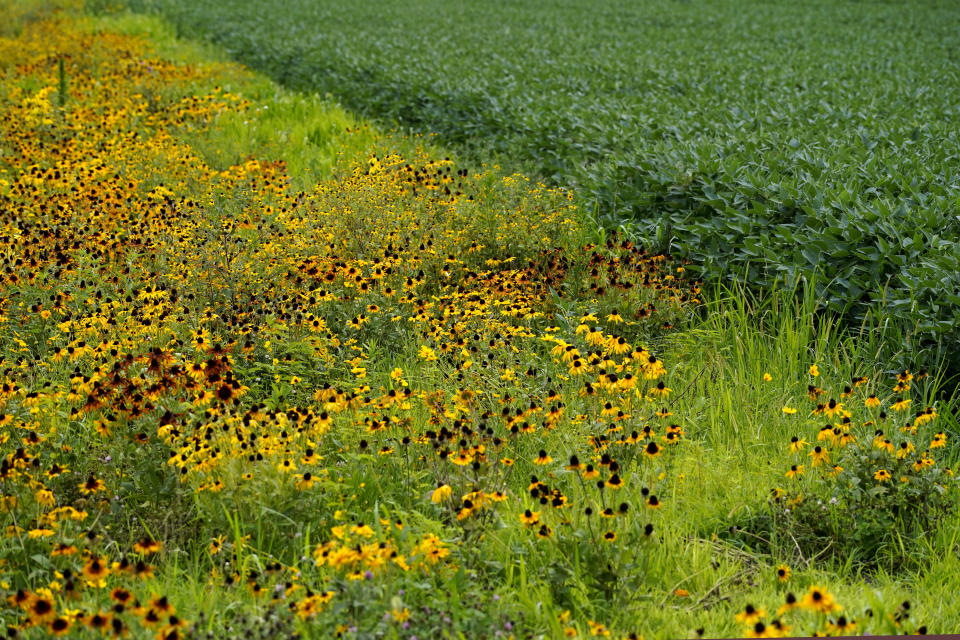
[808,445,829,467]
[827,616,857,634]
[87,612,112,632]
[49,617,71,636]
[777,592,799,616]
[534,450,553,465]
[776,564,791,582]
[735,604,765,624]
[800,585,839,614]
[133,537,163,555]
[27,593,56,624]
[789,436,807,452]
[891,397,912,412]
[519,509,540,526]
[82,556,110,581]
[79,475,106,495]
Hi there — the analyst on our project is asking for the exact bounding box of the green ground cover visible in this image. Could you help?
[1,2,959,639]
[121,0,960,370]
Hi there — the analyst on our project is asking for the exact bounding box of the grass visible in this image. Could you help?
[120,0,960,373]
[0,3,958,639]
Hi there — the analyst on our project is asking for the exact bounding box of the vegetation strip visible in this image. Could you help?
[0,4,957,639]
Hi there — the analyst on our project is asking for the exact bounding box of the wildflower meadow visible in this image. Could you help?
[1,2,958,639]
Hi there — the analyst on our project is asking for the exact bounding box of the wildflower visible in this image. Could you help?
[431,484,453,503]
[534,450,553,465]
[87,612,112,632]
[26,594,56,623]
[822,399,844,418]
[295,472,317,490]
[809,365,819,377]
[890,398,912,412]
[49,617,71,636]
[788,436,807,452]
[133,538,163,555]
[649,381,672,397]
[777,592,799,616]
[79,475,106,495]
[82,556,110,581]
[745,621,779,638]
[896,441,916,460]
[874,469,891,482]
[51,544,78,557]
[800,586,839,614]
[519,510,540,526]
[735,604,766,624]
[776,565,791,582]
[827,616,857,634]
[209,536,225,555]
[763,373,773,382]
[781,406,797,415]
[808,446,829,467]
[111,588,133,604]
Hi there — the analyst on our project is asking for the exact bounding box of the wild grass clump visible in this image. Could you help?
[724,365,957,571]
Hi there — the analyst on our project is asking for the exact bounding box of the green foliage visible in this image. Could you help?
[721,364,959,572]
[120,0,960,370]
[6,4,960,637]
